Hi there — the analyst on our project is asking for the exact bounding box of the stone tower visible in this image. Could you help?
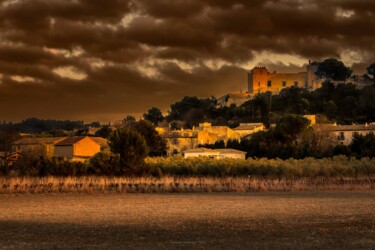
[248,67,269,93]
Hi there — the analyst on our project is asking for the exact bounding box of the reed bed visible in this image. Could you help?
[1,176,375,194]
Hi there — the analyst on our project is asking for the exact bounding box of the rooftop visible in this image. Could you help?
[90,137,109,148]
[13,137,66,145]
[325,123,375,132]
[184,147,246,155]
[55,136,87,146]
[234,123,264,130]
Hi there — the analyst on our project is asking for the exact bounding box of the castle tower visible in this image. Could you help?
[248,67,269,93]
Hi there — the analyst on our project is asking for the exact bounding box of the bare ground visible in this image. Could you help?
[0,192,375,249]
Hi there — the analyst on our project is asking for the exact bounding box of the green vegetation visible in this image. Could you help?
[316,58,353,81]
[143,107,164,125]
[94,125,112,138]
[0,126,20,170]
[146,156,375,178]
[2,153,375,178]
[0,118,85,134]
[128,120,167,157]
[365,63,375,84]
[109,127,149,175]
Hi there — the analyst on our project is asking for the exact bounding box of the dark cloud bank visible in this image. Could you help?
[0,0,374,121]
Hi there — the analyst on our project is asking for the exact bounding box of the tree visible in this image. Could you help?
[143,107,164,125]
[88,121,101,128]
[17,118,84,133]
[129,120,167,157]
[350,133,375,158]
[123,115,136,126]
[316,58,352,81]
[0,126,20,171]
[275,115,311,142]
[253,94,270,128]
[183,108,205,128]
[278,87,310,114]
[168,96,200,121]
[95,125,112,139]
[167,96,212,122]
[89,151,121,176]
[109,128,149,175]
[365,63,375,84]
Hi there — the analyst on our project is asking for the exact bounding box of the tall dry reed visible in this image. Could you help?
[1,176,374,194]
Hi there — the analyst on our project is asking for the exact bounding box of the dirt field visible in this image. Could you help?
[0,192,375,249]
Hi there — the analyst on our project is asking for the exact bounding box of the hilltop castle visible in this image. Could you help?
[247,61,323,94]
[218,61,372,107]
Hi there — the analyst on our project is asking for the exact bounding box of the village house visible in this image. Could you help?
[233,123,265,139]
[158,123,241,155]
[184,148,246,160]
[12,137,66,157]
[160,129,218,155]
[194,123,241,142]
[54,136,108,162]
[324,123,375,145]
[12,136,109,162]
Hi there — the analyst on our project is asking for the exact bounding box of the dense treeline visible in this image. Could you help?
[0,118,85,134]
[3,154,374,178]
[146,156,375,178]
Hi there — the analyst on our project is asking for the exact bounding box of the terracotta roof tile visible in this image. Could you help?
[13,137,66,145]
[55,136,87,146]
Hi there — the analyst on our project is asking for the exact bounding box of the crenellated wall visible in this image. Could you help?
[248,62,323,94]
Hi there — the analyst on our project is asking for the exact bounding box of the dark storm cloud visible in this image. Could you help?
[0,0,374,121]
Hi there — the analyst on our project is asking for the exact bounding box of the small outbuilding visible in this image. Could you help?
[54,136,106,162]
[12,137,66,157]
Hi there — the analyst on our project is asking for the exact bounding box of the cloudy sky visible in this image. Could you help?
[0,0,374,122]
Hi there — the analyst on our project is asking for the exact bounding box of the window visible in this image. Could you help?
[338,132,345,140]
[267,80,272,87]
[258,82,260,87]
[282,81,286,87]
[294,81,298,87]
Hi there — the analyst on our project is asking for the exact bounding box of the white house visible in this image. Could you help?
[325,123,375,145]
[184,148,246,160]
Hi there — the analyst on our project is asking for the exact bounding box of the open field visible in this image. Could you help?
[0,192,375,249]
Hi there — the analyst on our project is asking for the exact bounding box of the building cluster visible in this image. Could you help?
[11,136,109,162]
[1,120,375,165]
[157,122,265,157]
[155,115,375,159]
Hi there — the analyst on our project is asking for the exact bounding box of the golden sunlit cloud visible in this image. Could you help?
[10,75,38,83]
[53,66,87,80]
